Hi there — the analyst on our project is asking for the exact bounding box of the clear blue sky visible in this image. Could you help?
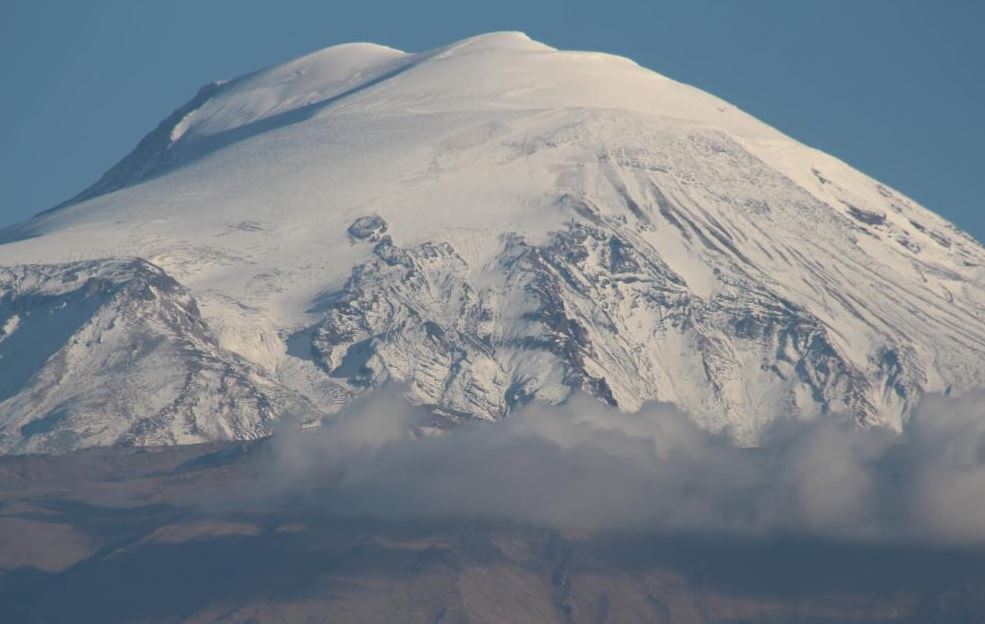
[2,0,983,240]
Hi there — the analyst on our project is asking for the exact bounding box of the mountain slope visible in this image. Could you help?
[1,32,983,451]
[0,259,327,453]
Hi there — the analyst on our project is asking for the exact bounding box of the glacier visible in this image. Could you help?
[1,32,984,453]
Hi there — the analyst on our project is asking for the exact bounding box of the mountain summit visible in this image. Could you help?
[2,32,984,453]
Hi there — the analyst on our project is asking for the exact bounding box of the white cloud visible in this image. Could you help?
[259,388,985,544]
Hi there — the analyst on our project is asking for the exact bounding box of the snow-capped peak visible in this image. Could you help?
[1,33,983,453]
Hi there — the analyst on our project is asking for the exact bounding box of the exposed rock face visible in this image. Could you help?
[346,215,389,242]
[0,259,319,454]
[308,215,876,438]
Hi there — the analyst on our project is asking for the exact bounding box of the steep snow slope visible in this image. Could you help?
[1,32,984,451]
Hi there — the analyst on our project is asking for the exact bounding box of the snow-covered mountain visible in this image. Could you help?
[2,32,984,453]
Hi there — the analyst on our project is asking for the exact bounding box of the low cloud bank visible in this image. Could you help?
[262,390,985,544]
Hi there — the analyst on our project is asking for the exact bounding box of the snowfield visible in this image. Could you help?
[1,32,984,453]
